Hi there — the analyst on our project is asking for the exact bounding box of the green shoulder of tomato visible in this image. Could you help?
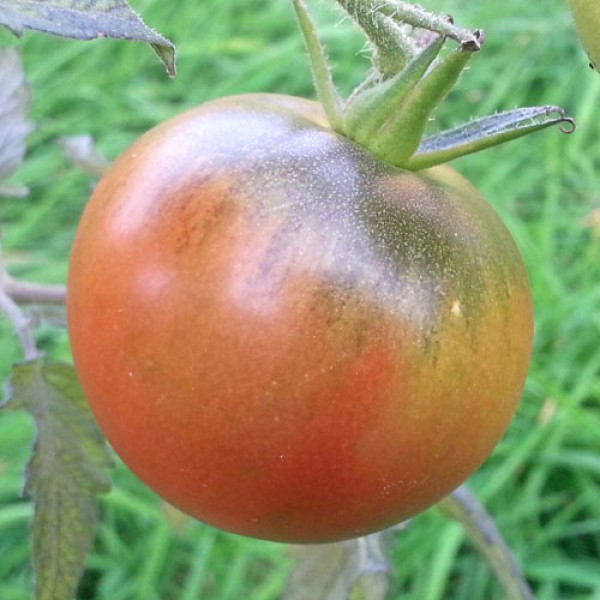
[567,0,600,72]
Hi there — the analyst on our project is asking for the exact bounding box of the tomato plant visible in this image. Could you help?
[567,0,600,71]
[67,1,572,544]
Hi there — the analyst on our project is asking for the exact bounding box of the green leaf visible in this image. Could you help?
[284,533,390,600]
[2,358,113,600]
[0,46,33,197]
[407,106,576,170]
[0,0,176,76]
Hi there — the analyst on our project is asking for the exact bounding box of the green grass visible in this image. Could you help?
[1,0,599,598]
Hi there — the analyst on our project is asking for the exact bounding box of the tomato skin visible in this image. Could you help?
[67,93,533,543]
[567,0,600,70]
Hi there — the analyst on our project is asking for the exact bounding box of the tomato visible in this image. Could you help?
[567,0,600,70]
[67,93,533,543]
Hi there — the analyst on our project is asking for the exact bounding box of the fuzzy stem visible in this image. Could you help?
[337,1,417,75]
[335,0,483,51]
[292,0,345,130]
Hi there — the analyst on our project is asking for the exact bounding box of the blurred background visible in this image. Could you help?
[0,0,599,598]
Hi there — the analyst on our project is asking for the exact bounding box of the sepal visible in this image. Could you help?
[406,106,576,170]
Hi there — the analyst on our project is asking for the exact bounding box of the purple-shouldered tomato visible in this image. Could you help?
[67,94,532,543]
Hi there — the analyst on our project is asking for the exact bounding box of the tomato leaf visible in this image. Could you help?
[0,46,33,198]
[2,359,113,600]
[335,0,483,54]
[0,0,175,76]
[408,106,577,170]
[284,533,390,600]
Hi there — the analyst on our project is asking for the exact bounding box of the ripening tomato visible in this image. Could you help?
[567,0,600,70]
[67,94,533,543]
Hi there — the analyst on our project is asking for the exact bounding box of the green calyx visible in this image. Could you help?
[292,0,575,171]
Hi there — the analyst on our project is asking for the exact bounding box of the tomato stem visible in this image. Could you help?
[439,486,535,600]
[292,0,345,130]
[0,246,64,361]
[335,0,483,71]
